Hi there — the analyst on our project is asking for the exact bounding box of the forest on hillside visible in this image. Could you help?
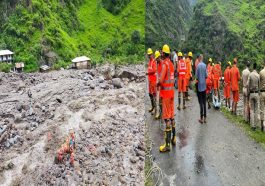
[183,0,265,69]
[0,0,144,72]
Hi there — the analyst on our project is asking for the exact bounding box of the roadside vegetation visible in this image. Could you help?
[221,107,265,148]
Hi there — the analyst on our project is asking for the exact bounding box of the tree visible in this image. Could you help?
[131,30,141,44]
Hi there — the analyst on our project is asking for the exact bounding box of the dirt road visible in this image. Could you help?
[147,90,265,186]
[0,64,145,185]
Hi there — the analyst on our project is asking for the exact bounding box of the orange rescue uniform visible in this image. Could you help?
[230,64,241,103]
[177,59,187,92]
[148,57,157,95]
[206,64,213,94]
[223,67,231,99]
[212,64,222,90]
[157,60,163,98]
[160,58,174,119]
[185,58,192,87]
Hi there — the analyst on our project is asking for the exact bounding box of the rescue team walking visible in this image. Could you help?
[146,44,265,153]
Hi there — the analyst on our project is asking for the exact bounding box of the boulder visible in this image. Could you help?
[115,65,144,81]
[99,63,115,80]
[17,82,26,92]
[97,76,104,84]
[112,78,123,89]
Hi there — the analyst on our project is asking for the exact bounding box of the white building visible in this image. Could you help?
[0,50,14,63]
[72,56,91,69]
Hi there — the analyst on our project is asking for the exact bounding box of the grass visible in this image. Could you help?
[221,107,265,148]
[74,0,145,62]
[0,0,145,72]
[144,122,153,186]
[144,156,153,186]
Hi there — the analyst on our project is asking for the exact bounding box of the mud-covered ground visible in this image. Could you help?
[0,64,145,186]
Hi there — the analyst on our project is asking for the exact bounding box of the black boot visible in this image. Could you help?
[261,120,264,132]
[207,96,211,109]
[171,120,176,145]
[177,95,181,110]
[149,94,154,112]
[159,130,171,152]
[183,97,186,109]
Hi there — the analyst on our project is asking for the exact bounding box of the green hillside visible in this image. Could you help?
[0,0,145,72]
[145,0,192,50]
[184,0,265,69]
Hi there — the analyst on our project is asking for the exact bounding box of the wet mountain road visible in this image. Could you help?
[147,91,265,186]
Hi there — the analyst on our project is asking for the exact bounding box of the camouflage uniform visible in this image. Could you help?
[242,68,250,122]
[259,67,265,130]
[247,70,260,128]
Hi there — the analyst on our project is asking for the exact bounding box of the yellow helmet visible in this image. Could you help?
[178,52,183,57]
[147,48,153,55]
[162,44,170,54]
[188,52,193,57]
[209,58,213,62]
[228,61,232,66]
[155,51,161,59]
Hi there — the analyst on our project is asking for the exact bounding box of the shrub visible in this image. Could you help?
[52,60,70,70]
[131,30,141,44]
[0,63,12,73]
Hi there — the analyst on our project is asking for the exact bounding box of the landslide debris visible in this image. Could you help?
[0,64,145,186]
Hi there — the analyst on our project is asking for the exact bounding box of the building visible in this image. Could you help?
[15,62,24,73]
[0,50,14,63]
[72,56,91,69]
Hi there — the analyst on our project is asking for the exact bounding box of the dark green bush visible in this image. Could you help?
[102,0,131,15]
[0,63,12,73]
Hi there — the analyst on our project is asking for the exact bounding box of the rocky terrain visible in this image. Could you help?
[0,64,145,186]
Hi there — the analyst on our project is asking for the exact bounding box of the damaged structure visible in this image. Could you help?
[72,56,91,69]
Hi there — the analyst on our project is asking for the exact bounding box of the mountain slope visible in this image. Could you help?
[184,0,265,69]
[0,0,145,72]
[145,0,192,50]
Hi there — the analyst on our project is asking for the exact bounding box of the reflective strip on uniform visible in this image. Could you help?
[161,86,174,90]
[164,79,174,83]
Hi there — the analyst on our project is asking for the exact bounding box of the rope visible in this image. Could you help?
[145,119,164,185]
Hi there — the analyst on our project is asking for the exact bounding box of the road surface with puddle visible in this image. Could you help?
[147,90,265,186]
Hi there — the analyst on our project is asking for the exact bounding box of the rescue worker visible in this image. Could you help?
[230,58,241,115]
[185,52,193,100]
[242,62,251,122]
[173,50,178,89]
[158,44,175,152]
[259,60,265,132]
[247,62,260,131]
[212,60,222,100]
[155,51,162,119]
[223,61,232,108]
[206,58,213,109]
[146,48,157,115]
[177,52,187,110]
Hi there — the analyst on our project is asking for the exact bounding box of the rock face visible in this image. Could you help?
[0,64,145,186]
